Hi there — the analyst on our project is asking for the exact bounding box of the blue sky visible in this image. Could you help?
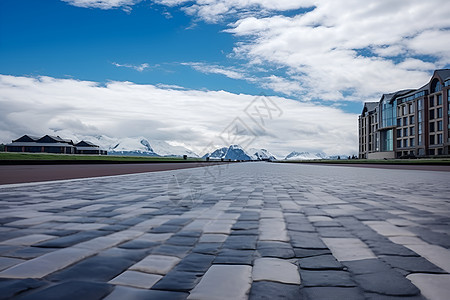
[0,0,449,156]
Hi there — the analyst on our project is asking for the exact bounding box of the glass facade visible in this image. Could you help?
[380,129,393,151]
[380,99,396,128]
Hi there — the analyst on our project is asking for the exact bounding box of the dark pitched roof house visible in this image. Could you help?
[5,135,106,155]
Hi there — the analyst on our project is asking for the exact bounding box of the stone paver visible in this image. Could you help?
[0,163,448,299]
[129,254,180,275]
[187,264,252,300]
[252,257,300,284]
[322,238,376,261]
[407,273,450,300]
[109,270,162,289]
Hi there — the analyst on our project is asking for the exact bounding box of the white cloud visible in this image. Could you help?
[0,74,358,156]
[224,0,450,100]
[63,0,141,11]
[182,62,249,80]
[149,0,450,101]
[153,0,314,22]
[112,62,152,72]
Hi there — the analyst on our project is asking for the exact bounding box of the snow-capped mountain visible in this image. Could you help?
[284,151,327,160]
[108,138,199,157]
[203,145,254,161]
[48,131,199,157]
[249,148,277,161]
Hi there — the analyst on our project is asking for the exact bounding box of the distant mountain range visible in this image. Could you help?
[284,151,327,160]
[202,145,277,161]
[35,131,349,160]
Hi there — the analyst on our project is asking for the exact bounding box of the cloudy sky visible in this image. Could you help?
[1,0,449,156]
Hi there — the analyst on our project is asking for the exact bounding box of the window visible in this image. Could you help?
[430,122,435,132]
[428,149,435,155]
[431,79,442,93]
[418,99,423,110]
[430,97,435,107]
[409,103,414,114]
[397,107,402,117]
[397,129,402,138]
[437,107,442,118]
[410,138,415,147]
[403,139,408,147]
[430,110,435,120]
[410,115,415,124]
[410,126,415,136]
[437,120,443,131]
[437,94,442,105]
[397,118,402,126]
[403,117,407,126]
[402,106,406,115]
[397,140,402,148]
[418,111,422,122]
[418,123,423,134]
[437,133,443,144]
[403,128,408,137]
[418,134,422,146]
[430,135,435,145]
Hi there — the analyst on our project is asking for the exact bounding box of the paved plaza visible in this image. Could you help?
[0,162,449,299]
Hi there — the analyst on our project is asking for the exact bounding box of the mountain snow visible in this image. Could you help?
[47,131,199,157]
[203,145,277,161]
[249,148,277,160]
[284,151,327,160]
[203,145,255,161]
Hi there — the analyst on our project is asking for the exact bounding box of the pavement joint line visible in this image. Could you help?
[0,162,448,299]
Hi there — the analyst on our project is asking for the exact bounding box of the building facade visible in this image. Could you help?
[359,69,450,159]
[5,135,107,155]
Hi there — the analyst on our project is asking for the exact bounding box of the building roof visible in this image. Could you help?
[361,102,378,115]
[75,140,99,147]
[434,69,450,81]
[6,142,76,147]
[37,135,73,144]
[13,135,41,143]
[380,89,415,104]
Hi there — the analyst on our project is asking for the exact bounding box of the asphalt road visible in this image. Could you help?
[0,163,218,185]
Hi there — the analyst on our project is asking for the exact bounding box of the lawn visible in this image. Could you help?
[277,158,450,165]
[0,152,203,163]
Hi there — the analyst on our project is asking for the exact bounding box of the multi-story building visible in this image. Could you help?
[359,69,450,159]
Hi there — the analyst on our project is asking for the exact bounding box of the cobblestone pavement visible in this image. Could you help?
[0,162,449,300]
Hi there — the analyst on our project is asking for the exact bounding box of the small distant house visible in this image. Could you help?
[5,135,106,155]
[75,141,107,155]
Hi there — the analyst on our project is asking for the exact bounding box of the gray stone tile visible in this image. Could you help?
[187,264,252,300]
[0,162,449,300]
[0,278,46,300]
[303,287,364,300]
[0,257,25,271]
[0,247,94,279]
[407,273,450,300]
[130,254,180,275]
[322,238,376,261]
[249,281,302,300]
[253,258,300,284]
[18,280,114,300]
[381,255,446,273]
[152,270,203,292]
[103,285,188,300]
[299,270,356,287]
[298,254,343,270]
[109,270,162,289]
[354,271,420,296]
